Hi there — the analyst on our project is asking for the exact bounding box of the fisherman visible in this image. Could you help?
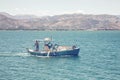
[47,42,53,49]
[53,44,58,51]
[44,42,53,51]
[34,40,39,51]
[72,45,76,49]
[44,38,53,51]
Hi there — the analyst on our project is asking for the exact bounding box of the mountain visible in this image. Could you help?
[0,12,120,30]
[0,12,14,19]
[13,15,39,19]
[0,13,32,30]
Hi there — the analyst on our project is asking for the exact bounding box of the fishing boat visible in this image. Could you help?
[26,38,80,56]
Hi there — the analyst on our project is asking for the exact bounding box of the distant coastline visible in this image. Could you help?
[0,12,120,31]
[0,29,120,31]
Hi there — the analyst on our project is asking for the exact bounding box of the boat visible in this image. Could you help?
[26,38,80,56]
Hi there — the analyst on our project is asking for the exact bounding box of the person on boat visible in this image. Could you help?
[72,45,76,49]
[44,42,53,51]
[34,40,39,51]
[53,44,59,51]
[44,38,53,52]
[47,42,53,49]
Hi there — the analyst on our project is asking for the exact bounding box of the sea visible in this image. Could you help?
[0,30,120,80]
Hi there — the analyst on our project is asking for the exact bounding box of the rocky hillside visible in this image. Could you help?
[0,12,120,30]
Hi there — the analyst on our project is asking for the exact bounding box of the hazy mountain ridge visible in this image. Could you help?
[0,12,120,30]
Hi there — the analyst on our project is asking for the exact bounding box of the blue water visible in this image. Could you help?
[0,31,120,80]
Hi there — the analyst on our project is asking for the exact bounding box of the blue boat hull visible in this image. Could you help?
[27,48,80,56]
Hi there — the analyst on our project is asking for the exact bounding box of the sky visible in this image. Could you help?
[0,0,120,16]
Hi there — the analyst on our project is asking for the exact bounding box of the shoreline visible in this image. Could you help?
[0,29,120,31]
